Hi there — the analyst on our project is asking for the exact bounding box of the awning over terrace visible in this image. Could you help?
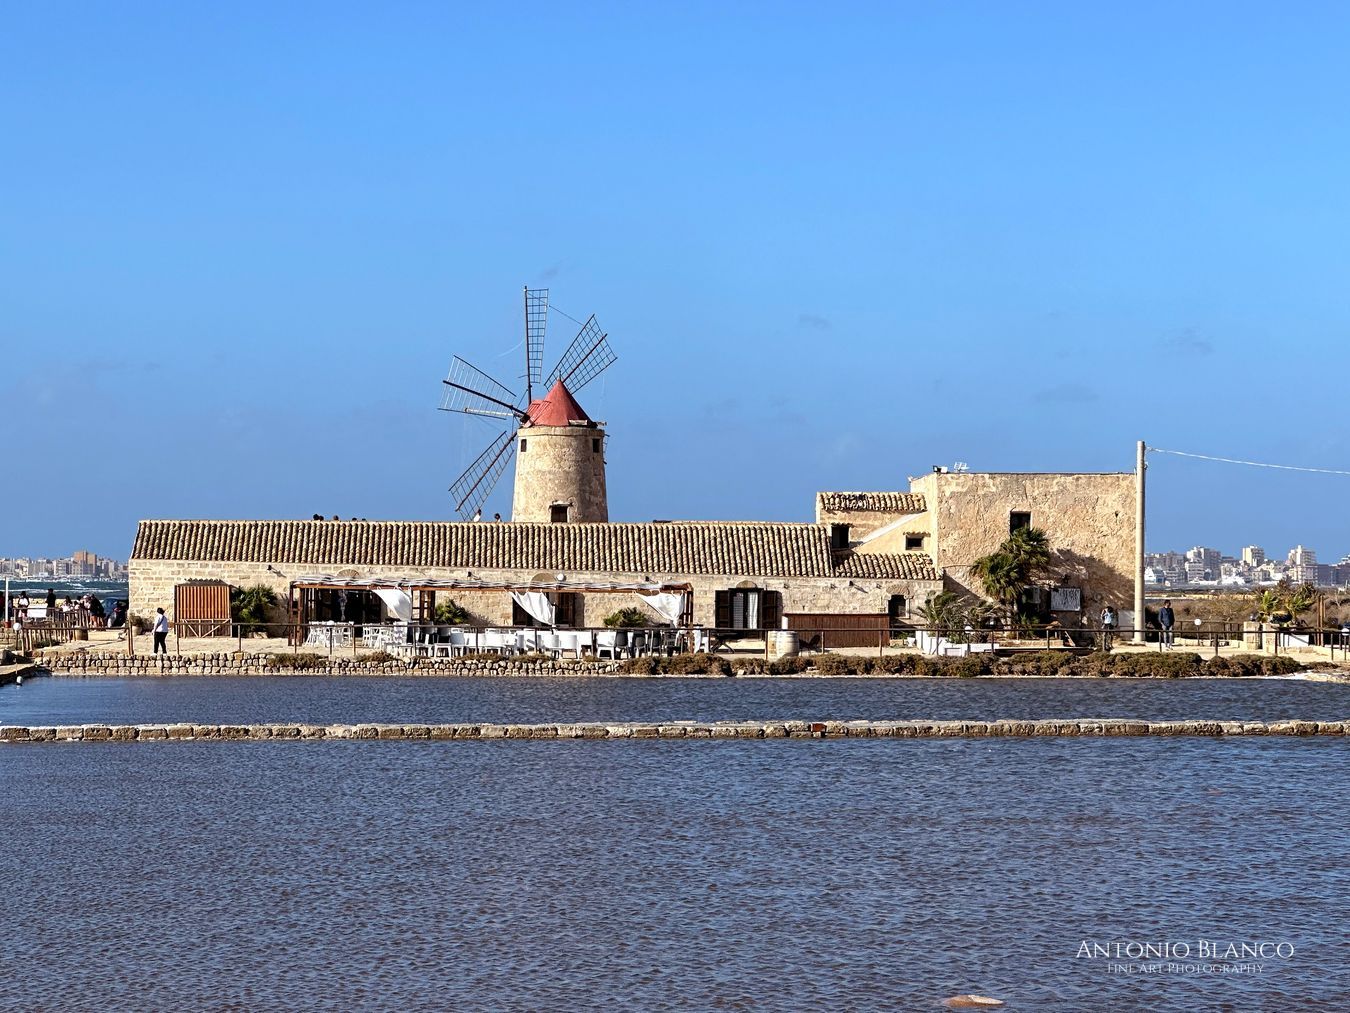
[288,575,695,628]
[291,575,693,595]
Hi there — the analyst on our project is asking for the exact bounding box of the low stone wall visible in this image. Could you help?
[34,651,624,677]
[1,719,1345,743]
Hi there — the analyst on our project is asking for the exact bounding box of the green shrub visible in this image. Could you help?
[661,652,731,676]
[1092,652,1204,679]
[29,637,60,651]
[433,599,470,624]
[811,653,868,675]
[768,655,812,675]
[604,607,650,628]
[1205,657,1233,676]
[1207,654,1297,678]
[1257,654,1301,676]
[231,584,278,629]
[946,655,992,678]
[1013,651,1077,677]
[620,656,660,675]
[265,652,328,671]
[363,650,398,664]
[733,658,767,675]
[873,655,920,675]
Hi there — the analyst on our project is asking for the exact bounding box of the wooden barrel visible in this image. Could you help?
[767,630,798,660]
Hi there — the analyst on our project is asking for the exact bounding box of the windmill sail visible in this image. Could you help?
[440,356,523,420]
[448,428,518,519]
[524,287,548,401]
[546,314,617,394]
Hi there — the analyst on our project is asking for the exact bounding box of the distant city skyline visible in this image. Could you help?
[0,551,127,580]
[1145,541,1350,590]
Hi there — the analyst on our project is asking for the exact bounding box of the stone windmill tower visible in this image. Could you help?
[440,287,616,523]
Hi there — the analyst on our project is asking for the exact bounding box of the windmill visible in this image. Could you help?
[440,287,617,521]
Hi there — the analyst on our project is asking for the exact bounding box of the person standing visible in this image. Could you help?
[45,588,56,613]
[1158,600,1175,649]
[1100,604,1117,651]
[152,607,170,654]
[17,592,29,622]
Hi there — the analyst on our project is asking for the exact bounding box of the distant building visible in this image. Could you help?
[1241,545,1266,567]
[1288,545,1318,585]
[1186,546,1222,581]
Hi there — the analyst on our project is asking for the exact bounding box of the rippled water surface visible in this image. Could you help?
[1,738,1345,1010]
[2,675,1347,725]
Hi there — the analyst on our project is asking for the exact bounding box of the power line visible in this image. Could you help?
[1148,447,1350,477]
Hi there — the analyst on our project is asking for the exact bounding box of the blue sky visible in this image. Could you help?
[4,2,1349,562]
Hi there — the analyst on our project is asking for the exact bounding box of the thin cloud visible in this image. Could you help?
[798,313,831,331]
[1159,329,1214,356]
[1034,383,1099,404]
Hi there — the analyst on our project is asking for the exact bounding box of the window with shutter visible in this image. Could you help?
[715,590,731,629]
[761,590,782,630]
[718,589,770,630]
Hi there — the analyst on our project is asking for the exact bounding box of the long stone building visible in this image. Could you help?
[129,470,1135,635]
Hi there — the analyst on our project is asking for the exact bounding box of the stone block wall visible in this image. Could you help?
[910,471,1135,610]
[511,425,608,523]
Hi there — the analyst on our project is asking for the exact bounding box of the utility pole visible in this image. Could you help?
[1134,440,1146,643]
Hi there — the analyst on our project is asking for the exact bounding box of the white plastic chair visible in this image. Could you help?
[540,631,561,658]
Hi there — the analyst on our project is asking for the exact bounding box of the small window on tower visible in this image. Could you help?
[550,504,569,524]
[520,439,528,453]
[592,437,601,453]
[1010,511,1032,534]
[904,533,925,551]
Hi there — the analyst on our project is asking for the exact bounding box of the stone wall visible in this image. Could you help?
[511,424,608,523]
[36,651,622,677]
[910,471,1135,611]
[3,719,1342,743]
[129,559,942,630]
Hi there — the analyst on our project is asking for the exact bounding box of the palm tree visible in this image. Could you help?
[971,550,1023,616]
[1254,589,1284,623]
[1005,526,1051,575]
[1286,582,1318,618]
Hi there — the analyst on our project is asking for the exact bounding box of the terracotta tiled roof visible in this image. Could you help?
[132,519,943,582]
[830,553,940,581]
[817,492,925,514]
[525,379,591,427]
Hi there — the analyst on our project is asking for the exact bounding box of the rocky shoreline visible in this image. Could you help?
[1,718,1346,744]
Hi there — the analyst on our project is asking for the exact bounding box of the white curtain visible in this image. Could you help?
[374,588,413,622]
[511,591,555,626]
[639,591,685,625]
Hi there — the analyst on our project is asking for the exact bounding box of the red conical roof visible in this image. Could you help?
[524,378,592,427]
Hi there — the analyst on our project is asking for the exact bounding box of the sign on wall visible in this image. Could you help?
[1050,587,1082,612]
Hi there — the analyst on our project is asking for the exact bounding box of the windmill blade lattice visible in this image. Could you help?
[546,314,617,394]
[524,287,548,401]
[439,356,523,420]
[448,428,518,519]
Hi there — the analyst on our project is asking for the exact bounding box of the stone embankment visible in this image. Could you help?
[1,719,1345,744]
[36,652,623,677]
